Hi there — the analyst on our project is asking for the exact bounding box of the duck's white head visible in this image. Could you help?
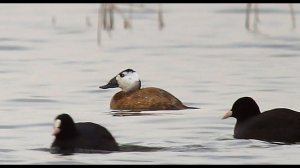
[99,69,141,92]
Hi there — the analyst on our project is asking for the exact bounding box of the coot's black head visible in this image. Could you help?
[52,113,77,139]
[223,97,261,122]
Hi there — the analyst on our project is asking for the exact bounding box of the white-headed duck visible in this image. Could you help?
[99,69,198,111]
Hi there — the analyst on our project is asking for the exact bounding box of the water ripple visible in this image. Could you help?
[217,8,296,14]
[0,45,29,51]
[7,98,59,103]
[0,149,14,152]
[35,144,164,155]
[0,123,51,129]
[0,38,16,42]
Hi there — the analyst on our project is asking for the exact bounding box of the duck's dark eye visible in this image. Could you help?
[120,73,125,78]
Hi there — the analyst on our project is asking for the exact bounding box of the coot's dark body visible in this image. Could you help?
[224,97,300,143]
[50,114,119,154]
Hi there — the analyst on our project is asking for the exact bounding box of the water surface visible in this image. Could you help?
[1,3,300,164]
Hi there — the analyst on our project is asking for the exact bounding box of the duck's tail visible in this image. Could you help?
[184,105,200,110]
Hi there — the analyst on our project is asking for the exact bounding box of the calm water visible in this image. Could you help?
[1,3,300,164]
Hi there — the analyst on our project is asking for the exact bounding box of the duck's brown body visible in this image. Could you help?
[110,87,189,111]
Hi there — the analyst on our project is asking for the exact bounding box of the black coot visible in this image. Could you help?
[223,97,300,143]
[50,113,119,154]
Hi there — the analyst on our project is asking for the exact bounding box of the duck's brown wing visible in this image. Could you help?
[110,87,189,111]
